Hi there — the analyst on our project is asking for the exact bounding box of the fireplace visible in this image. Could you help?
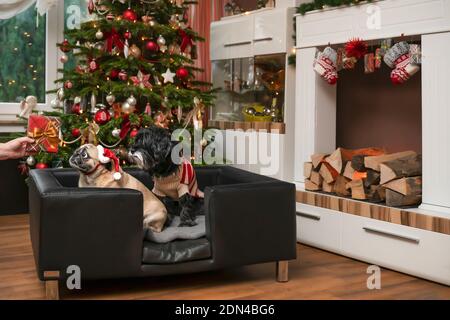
[294,0,450,217]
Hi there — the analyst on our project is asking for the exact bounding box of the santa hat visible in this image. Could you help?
[97,145,122,181]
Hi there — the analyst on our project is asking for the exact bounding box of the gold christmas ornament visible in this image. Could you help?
[129,44,141,58]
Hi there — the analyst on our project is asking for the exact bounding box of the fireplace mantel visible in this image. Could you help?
[295,0,450,48]
[294,0,450,215]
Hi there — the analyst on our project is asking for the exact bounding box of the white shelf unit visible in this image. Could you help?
[294,0,450,285]
[210,7,297,181]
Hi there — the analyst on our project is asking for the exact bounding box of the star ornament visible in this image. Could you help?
[162,68,175,83]
[130,71,152,89]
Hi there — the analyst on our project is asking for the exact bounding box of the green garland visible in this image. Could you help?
[297,0,374,15]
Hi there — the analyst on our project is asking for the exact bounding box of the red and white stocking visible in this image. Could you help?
[391,53,420,85]
[384,41,420,85]
[314,47,338,85]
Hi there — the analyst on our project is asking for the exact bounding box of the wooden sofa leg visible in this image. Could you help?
[276,261,289,283]
[43,271,61,300]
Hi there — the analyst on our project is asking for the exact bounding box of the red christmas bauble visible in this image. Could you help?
[36,163,49,170]
[71,103,82,114]
[109,69,119,79]
[94,109,111,125]
[123,8,137,21]
[64,80,73,89]
[130,128,139,138]
[124,30,132,39]
[71,128,81,137]
[89,59,99,72]
[145,41,159,52]
[176,67,189,79]
[60,39,71,52]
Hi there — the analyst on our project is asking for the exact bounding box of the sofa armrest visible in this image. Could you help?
[204,180,297,268]
[29,170,143,280]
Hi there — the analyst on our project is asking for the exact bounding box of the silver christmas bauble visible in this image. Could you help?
[157,35,166,46]
[26,156,36,167]
[106,93,116,106]
[246,107,256,116]
[121,101,135,114]
[127,95,137,106]
[95,29,103,40]
[263,107,272,116]
[56,88,64,100]
[50,98,59,108]
[112,128,121,138]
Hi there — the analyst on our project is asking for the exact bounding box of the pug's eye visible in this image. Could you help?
[81,150,89,159]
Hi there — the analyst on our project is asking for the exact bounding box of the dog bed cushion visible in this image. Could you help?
[144,216,206,244]
[142,238,211,264]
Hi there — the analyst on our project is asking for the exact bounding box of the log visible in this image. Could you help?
[325,147,385,174]
[311,153,327,169]
[364,151,416,172]
[304,162,313,179]
[322,181,335,193]
[385,189,422,207]
[305,179,321,191]
[379,154,422,185]
[346,179,366,200]
[343,162,355,180]
[334,175,351,197]
[377,185,386,201]
[364,170,381,188]
[368,185,384,203]
[351,155,367,172]
[384,176,422,196]
[310,171,323,187]
[319,162,339,184]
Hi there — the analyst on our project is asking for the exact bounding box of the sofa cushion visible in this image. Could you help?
[142,238,211,265]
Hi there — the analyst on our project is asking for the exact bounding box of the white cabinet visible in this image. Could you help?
[211,16,254,60]
[296,203,342,252]
[296,199,450,286]
[253,9,292,55]
[341,214,450,286]
[210,8,295,60]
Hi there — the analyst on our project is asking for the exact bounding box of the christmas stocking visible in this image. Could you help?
[314,47,338,85]
[384,42,420,85]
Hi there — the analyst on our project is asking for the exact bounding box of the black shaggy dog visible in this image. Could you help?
[129,126,203,227]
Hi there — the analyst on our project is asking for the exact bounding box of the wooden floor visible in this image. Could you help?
[1,214,450,300]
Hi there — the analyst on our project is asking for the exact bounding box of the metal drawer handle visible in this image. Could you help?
[296,211,321,221]
[254,37,273,42]
[224,41,252,47]
[363,226,420,244]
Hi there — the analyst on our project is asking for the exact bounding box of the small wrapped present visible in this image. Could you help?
[27,114,61,153]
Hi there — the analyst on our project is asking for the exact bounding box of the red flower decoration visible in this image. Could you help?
[345,38,368,60]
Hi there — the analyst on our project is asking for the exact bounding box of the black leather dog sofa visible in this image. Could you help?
[28,165,297,299]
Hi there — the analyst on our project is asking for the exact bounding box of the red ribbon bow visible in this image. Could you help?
[119,115,131,139]
[179,28,194,53]
[104,28,124,53]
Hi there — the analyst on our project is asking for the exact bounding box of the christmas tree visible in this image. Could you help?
[31,0,215,168]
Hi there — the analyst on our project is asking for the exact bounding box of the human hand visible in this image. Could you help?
[0,137,36,160]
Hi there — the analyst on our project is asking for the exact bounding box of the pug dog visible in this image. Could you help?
[69,144,168,232]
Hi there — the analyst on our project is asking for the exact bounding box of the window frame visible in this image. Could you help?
[0,3,62,123]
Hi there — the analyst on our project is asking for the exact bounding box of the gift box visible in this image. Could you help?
[27,114,61,153]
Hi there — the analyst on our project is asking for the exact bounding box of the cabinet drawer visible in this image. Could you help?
[253,10,288,55]
[210,22,230,61]
[296,203,341,252]
[341,214,450,285]
[227,17,254,59]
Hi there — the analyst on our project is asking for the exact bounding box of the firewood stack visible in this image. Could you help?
[304,148,422,207]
